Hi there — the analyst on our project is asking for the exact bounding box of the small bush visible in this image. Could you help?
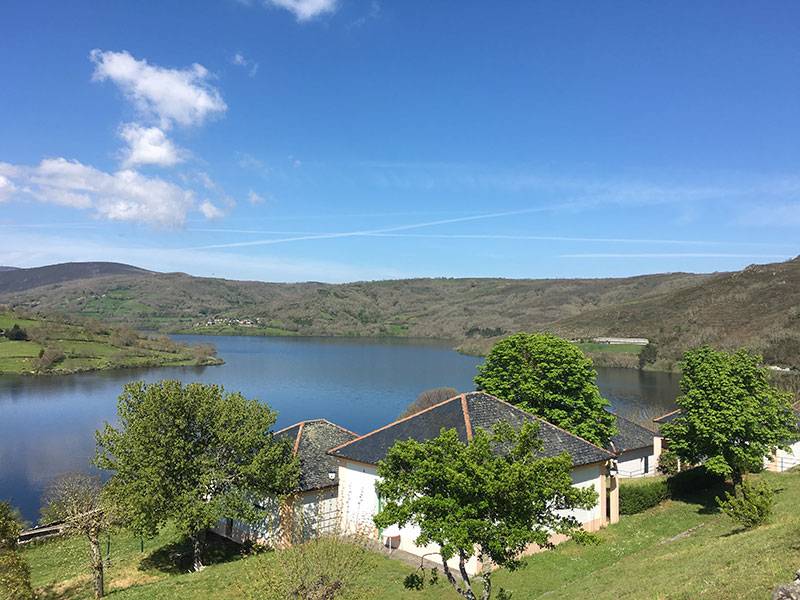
[717,480,774,529]
[33,347,66,372]
[619,479,669,514]
[667,466,725,498]
[657,449,680,476]
[0,550,34,600]
[4,325,28,341]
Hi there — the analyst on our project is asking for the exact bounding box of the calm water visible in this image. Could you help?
[0,335,679,521]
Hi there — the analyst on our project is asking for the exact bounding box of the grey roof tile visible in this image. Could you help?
[609,415,655,453]
[277,419,357,492]
[329,391,613,467]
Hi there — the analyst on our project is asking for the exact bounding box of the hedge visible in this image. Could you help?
[667,466,725,498]
[619,479,670,515]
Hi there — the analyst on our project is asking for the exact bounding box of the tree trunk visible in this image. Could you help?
[732,469,744,488]
[441,552,476,600]
[191,530,206,572]
[480,570,492,600]
[88,532,104,598]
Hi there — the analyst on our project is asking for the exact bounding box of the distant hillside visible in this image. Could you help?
[553,257,800,369]
[3,258,800,368]
[0,264,707,344]
[0,261,150,294]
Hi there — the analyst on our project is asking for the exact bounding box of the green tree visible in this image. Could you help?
[661,346,798,487]
[95,381,299,571]
[638,342,658,370]
[374,422,597,600]
[41,473,113,598]
[0,501,33,600]
[474,333,616,446]
[4,325,28,341]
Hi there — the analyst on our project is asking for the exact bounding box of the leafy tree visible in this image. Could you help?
[638,342,658,370]
[4,325,28,341]
[0,501,33,600]
[41,473,113,598]
[661,346,798,487]
[95,381,299,571]
[400,387,458,418]
[374,422,597,600]
[474,333,616,446]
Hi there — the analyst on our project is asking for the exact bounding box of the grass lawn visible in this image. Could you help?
[0,311,222,375]
[576,342,644,355]
[22,469,800,599]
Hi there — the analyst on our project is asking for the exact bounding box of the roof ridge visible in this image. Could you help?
[327,394,464,456]
[467,391,614,457]
[275,418,358,438]
[275,420,306,435]
[317,418,359,437]
[460,393,473,441]
[653,408,681,423]
[293,422,305,456]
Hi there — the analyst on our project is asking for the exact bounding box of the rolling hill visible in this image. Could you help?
[1,258,799,368]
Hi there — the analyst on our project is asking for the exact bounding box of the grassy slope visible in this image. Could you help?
[23,470,800,600]
[0,267,708,348]
[0,312,221,375]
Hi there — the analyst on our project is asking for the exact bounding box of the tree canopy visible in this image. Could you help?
[95,380,299,571]
[661,346,799,486]
[0,501,33,600]
[374,422,597,600]
[474,333,616,447]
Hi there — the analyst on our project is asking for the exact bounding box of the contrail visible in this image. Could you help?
[185,205,566,250]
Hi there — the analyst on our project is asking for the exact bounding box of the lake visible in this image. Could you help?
[0,335,680,521]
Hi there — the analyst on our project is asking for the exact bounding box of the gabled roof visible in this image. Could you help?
[609,415,656,453]
[328,391,613,468]
[276,419,358,492]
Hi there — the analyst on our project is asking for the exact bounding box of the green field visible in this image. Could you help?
[576,342,644,355]
[21,469,800,599]
[0,311,223,375]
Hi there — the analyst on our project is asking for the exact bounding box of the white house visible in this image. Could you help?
[212,418,357,546]
[327,391,619,576]
[609,415,661,477]
[654,408,800,474]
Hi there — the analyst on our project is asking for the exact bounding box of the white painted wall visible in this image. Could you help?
[765,440,800,472]
[617,446,657,478]
[337,459,607,575]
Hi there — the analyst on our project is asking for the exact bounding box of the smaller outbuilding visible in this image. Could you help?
[609,415,661,478]
[212,418,357,546]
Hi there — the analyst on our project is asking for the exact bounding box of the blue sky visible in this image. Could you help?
[1,1,799,282]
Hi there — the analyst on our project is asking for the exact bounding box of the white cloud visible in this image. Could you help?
[231,52,259,77]
[199,200,224,219]
[90,49,227,129]
[1,157,216,226]
[739,203,800,227]
[264,0,337,21]
[0,174,16,202]
[248,190,266,205]
[119,123,186,167]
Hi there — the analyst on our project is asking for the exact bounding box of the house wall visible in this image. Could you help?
[617,445,657,478]
[765,440,800,473]
[336,458,615,576]
[212,487,339,546]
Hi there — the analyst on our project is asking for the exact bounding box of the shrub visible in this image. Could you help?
[667,466,725,498]
[400,387,458,418]
[717,479,774,529]
[657,449,680,476]
[33,347,66,372]
[0,550,34,600]
[619,479,669,514]
[4,325,28,341]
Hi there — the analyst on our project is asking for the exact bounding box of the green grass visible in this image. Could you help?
[576,342,644,355]
[0,311,223,375]
[22,470,800,599]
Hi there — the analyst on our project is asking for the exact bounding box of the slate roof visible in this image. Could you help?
[328,391,613,467]
[609,415,656,453]
[276,419,358,492]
